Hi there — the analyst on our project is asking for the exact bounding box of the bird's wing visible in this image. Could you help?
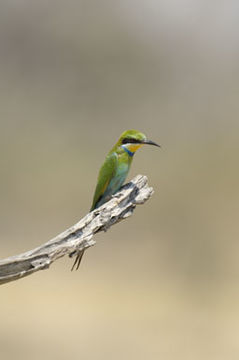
[90,152,118,211]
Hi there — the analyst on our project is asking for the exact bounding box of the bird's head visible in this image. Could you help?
[118,130,160,155]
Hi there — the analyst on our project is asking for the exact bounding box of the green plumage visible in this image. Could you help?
[90,148,132,211]
[71,129,160,270]
[90,130,148,211]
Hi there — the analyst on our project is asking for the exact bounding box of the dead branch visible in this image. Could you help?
[0,175,154,285]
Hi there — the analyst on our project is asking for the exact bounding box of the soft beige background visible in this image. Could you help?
[1,1,239,359]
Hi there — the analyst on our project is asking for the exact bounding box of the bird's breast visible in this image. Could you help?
[108,161,129,193]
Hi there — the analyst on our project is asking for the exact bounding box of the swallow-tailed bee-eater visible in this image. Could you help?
[71,129,160,270]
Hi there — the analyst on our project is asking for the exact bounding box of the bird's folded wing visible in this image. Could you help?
[90,152,117,211]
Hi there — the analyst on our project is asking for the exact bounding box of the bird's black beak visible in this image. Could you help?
[142,139,161,147]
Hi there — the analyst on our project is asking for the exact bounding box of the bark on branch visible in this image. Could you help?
[0,175,154,285]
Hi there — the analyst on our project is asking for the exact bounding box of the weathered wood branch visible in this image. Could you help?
[0,175,154,285]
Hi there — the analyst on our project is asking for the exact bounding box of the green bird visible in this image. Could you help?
[71,129,160,270]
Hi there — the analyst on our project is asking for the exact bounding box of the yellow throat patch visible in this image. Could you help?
[128,143,143,153]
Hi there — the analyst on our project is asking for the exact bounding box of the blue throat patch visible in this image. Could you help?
[122,145,134,157]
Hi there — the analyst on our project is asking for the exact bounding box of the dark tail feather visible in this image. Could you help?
[71,250,85,271]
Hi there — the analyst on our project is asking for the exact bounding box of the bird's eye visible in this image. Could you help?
[122,138,139,144]
[122,138,130,144]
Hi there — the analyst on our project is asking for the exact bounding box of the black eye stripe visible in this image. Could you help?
[122,138,141,144]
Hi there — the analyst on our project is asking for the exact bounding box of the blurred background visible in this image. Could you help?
[1,0,239,359]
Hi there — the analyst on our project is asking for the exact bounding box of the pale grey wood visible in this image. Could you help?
[0,175,154,285]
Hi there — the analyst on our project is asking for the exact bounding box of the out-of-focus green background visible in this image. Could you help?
[1,1,239,359]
